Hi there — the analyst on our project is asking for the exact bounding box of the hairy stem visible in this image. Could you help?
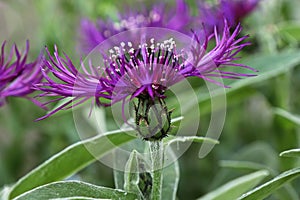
[150,141,164,200]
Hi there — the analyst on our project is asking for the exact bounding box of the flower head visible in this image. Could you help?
[37,22,256,124]
[37,22,257,140]
[79,0,192,54]
[0,41,43,106]
[221,0,259,23]
[199,0,259,33]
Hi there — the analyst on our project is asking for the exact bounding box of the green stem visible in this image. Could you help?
[150,141,164,200]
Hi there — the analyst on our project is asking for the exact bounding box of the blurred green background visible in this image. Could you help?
[1,0,300,199]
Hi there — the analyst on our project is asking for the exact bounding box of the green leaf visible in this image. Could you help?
[208,142,279,191]
[219,160,298,200]
[273,108,300,126]
[48,197,108,200]
[280,149,300,158]
[112,146,140,191]
[14,181,137,200]
[9,129,136,199]
[124,150,143,197]
[163,136,219,147]
[161,149,180,200]
[198,170,269,200]
[47,198,105,200]
[238,168,300,200]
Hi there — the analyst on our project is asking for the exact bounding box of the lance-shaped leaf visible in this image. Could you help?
[280,149,300,158]
[124,150,143,197]
[9,129,136,199]
[198,170,269,200]
[238,168,300,200]
[14,181,137,200]
[161,149,180,200]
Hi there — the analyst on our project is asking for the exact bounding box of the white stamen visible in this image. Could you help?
[129,48,135,54]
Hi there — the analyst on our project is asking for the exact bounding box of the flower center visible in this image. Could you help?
[107,37,184,100]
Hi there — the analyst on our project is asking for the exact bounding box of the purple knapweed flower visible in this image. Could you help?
[221,0,259,23]
[79,0,192,54]
[0,41,43,106]
[36,22,256,139]
[199,0,259,33]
